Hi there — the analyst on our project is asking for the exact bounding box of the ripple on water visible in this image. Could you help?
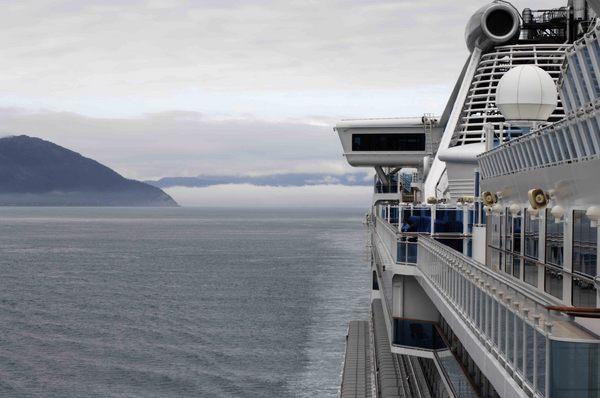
[0,207,368,397]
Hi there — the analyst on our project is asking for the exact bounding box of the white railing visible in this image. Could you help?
[418,235,556,397]
[374,215,399,263]
[370,215,600,397]
[478,102,600,180]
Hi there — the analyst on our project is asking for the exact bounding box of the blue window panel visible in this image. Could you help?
[434,209,464,234]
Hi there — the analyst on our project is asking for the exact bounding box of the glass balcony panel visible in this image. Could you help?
[507,312,515,363]
[536,330,546,395]
[572,275,598,307]
[526,323,535,385]
[516,317,524,374]
[498,305,506,354]
[544,266,563,299]
[485,294,491,338]
[550,339,600,398]
[393,318,446,350]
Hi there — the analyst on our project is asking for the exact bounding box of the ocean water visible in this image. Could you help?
[0,207,369,398]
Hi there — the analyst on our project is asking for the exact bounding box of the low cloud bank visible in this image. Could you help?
[164,184,372,208]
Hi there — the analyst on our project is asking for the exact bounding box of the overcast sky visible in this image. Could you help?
[0,0,564,205]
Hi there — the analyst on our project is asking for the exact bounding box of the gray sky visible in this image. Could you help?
[0,0,564,205]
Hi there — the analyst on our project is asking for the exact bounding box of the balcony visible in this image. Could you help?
[417,235,600,398]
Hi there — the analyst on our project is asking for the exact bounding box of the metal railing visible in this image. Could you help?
[418,235,557,397]
[478,101,600,180]
[370,215,600,397]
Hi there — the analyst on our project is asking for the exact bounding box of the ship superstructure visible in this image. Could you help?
[338,1,600,397]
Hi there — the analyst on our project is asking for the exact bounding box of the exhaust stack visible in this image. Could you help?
[465,1,520,52]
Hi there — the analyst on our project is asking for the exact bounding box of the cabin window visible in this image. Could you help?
[505,211,521,278]
[524,210,539,259]
[523,259,538,287]
[572,275,597,307]
[434,209,463,234]
[572,210,597,277]
[544,266,563,299]
[490,213,503,270]
[351,133,425,151]
[545,209,564,267]
[572,210,597,307]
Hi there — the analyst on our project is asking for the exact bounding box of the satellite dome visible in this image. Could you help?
[495,65,558,124]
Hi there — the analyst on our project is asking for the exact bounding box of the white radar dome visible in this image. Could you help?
[495,65,557,124]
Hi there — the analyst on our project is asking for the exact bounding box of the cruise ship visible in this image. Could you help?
[337,1,600,397]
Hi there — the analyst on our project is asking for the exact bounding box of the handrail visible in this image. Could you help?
[419,235,562,311]
[547,306,600,313]
[477,96,600,180]
[547,306,600,318]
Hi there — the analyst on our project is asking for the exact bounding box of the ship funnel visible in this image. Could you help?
[465,1,520,52]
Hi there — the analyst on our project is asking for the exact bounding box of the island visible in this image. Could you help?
[0,135,178,206]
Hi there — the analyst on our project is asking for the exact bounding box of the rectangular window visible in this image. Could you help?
[505,253,514,276]
[544,266,563,299]
[434,209,463,234]
[524,210,539,259]
[513,255,521,279]
[546,209,564,267]
[573,210,598,277]
[524,260,538,287]
[513,211,521,254]
[352,133,425,151]
[572,274,597,307]
[505,211,522,278]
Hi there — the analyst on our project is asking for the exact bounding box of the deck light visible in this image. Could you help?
[585,206,600,228]
[550,205,565,223]
[528,207,539,220]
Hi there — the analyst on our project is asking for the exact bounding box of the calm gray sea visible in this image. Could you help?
[0,207,369,398]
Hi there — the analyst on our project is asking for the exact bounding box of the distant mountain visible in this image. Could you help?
[0,135,177,206]
[147,173,372,189]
